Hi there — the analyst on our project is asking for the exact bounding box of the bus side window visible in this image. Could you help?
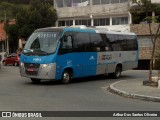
[90,33,112,52]
[100,34,112,51]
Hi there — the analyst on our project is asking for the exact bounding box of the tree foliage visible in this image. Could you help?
[0,2,22,21]
[130,0,160,24]
[5,24,19,52]
[16,0,57,38]
[3,0,57,52]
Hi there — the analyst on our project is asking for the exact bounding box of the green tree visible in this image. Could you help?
[5,24,19,52]
[16,0,57,38]
[131,1,160,23]
[0,2,22,21]
[0,2,23,52]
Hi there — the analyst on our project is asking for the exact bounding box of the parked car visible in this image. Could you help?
[2,53,20,66]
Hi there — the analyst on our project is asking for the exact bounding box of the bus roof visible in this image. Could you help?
[34,26,136,36]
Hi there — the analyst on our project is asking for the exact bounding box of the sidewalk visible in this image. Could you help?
[108,78,160,102]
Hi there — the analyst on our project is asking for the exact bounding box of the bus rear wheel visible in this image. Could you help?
[113,65,122,79]
[31,78,41,83]
[62,70,72,84]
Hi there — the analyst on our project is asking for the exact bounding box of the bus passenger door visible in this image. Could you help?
[56,33,82,79]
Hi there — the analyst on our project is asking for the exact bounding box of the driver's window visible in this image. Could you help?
[62,35,72,49]
[59,32,73,54]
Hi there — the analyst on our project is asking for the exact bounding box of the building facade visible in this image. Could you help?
[54,0,160,69]
[131,23,160,69]
[54,0,131,32]
[130,0,160,69]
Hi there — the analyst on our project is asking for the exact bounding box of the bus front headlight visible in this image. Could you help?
[41,64,52,69]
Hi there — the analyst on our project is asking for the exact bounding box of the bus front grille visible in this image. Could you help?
[24,63,40,76]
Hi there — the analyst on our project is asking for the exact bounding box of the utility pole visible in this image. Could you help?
[53,0,56,8]
[4,10,9,54]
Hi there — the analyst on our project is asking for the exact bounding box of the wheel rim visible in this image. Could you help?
[115,67,121,77]
[63,72,70,82]
[62,70,72,84]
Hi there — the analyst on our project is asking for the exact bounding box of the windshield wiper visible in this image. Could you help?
[23,49,50,56]
[32,49,49,55]
[23,49,33,53]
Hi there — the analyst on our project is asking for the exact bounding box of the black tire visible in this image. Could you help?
[31,78,41,83]
[113,65,122,79]
[61,70,72,84]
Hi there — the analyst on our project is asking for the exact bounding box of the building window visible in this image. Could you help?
[56,0,64,8]
[111,0,119,3]
[101,0,110,4]
[120,0,128,3]
[55,0,128,8]
[137,36,153,48]
[64,0,73,7]
[94,18,110,26]
[112,17,128,25]
[58,20,73,26]
[92,0,100,5]
[75,19,91,26]
[66,20,73,26]
[58,21,65,26]
[56,0,89,7]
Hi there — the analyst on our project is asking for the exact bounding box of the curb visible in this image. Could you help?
[108,80,160,102]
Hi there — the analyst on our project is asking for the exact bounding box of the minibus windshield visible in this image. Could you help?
[23,32,60,56]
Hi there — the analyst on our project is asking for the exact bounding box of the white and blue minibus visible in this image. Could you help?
[19,26,138,83]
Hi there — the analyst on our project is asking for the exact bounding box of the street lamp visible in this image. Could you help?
[90,14,93,26]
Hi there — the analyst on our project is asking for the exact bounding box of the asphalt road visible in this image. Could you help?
[0,66,160,120]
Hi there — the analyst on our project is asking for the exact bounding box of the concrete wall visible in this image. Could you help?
[130,23,160,60]
[57,3,129,19]
[130,23,160,36]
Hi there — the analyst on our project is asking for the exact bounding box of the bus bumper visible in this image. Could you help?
[19,62,56,80]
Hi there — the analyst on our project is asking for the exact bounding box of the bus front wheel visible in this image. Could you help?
[62,70,72,84]
[31,78,41,83]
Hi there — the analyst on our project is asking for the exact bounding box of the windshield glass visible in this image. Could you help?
[23,32,60,56]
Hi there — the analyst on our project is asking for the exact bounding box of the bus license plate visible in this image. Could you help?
[27,68,35,72]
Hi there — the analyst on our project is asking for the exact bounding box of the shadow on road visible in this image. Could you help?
[23,74,132,86]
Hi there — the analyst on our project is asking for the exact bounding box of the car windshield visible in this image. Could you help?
[23,32,60,56]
